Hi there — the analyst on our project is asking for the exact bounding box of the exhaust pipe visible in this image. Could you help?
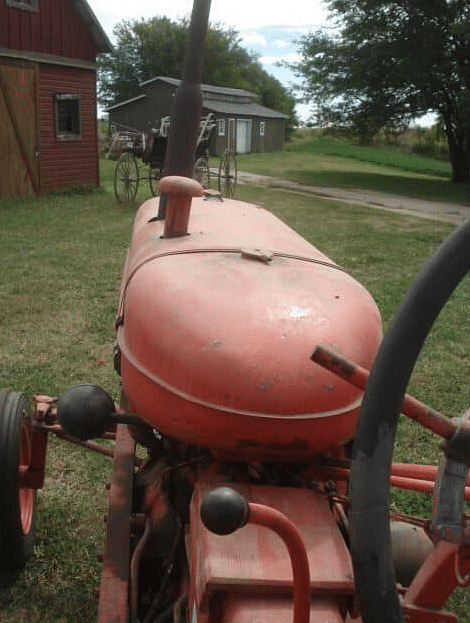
[157,0,212,229]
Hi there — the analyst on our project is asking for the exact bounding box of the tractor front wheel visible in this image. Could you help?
[0,390,36,587]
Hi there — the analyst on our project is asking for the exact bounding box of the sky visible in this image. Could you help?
[87,0,331,121]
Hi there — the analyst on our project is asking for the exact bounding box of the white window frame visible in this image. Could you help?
[259,121,266,137]
[217,119,226,137]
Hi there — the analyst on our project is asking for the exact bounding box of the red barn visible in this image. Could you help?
[0,0,112,198]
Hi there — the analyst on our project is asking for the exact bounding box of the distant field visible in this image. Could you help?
[235,137,469,205]
[288,137,451,177]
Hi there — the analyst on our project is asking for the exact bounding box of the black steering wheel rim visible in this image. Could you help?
[349,217,470,623]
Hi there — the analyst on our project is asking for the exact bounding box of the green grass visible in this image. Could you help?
[289,137,452,177]
[236,137,470,205]
[0,151,469,621]
[0,188,134,621]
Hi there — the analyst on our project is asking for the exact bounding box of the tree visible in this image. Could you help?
[291,0,470,183]
[98,17,298,137]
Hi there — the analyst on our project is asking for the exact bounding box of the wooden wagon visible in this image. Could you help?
[112,114,237,202]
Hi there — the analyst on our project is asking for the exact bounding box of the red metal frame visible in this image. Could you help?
[22,362,469,623]
[96,424,135,623]
[311,345,457,438]
[248,503,311,623]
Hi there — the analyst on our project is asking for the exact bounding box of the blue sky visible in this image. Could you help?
[238,25,316,121]
[89,0,436,125]
[88,0,329,121]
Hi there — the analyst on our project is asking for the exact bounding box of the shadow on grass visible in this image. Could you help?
[287,169,470,204]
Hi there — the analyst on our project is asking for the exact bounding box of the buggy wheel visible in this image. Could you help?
[149,166,163,197]
[0,390,36,587]
[114,152,139,203]
[194,156,210,189]
[218,150,237,198]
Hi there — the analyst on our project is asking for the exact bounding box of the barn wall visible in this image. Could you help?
[251,118,285,152]
[38,64,99,191]
[109,99,150,132]
[108,81,287,156]
[0,0,98,61]
[109,82,178,133]
[144,82,175,129]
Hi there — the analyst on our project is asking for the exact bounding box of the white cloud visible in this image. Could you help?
[260,53,302,66]
[273,40,289,48]
[87,0,328,41]
[240,31,267,47]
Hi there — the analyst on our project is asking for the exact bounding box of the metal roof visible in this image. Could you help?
[106,94,147,112]
[71,0,113,53]
[203,101,287,119]
[140,76,255,99]
[107,76,287,118]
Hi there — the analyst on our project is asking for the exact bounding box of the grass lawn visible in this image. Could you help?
[0,149,469,621]
[236,137,470,205]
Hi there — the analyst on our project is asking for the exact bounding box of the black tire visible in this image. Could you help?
[349,218,470,623]
[0,390,36,587]
[114,152,139,203]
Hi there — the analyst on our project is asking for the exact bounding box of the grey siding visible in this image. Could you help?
[107,77,286,154]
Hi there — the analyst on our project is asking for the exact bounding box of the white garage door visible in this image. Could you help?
[236,119,252,153]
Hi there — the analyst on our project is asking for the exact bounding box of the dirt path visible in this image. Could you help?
[236,171,470,225]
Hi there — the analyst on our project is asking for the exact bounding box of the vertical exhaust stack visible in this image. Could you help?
[157,0,212,228]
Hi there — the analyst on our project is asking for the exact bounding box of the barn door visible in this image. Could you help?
[0,61,39,198]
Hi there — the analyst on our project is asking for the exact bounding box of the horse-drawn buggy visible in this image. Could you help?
[2,0,470,622]
[112,113,237,202]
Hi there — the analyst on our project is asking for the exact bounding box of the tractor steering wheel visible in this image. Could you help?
[349,217,470,623]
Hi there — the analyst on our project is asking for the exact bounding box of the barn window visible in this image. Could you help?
[218,119,226,136]
[259,121,266,136]
[55,94,81,140]
[5,0,38,11]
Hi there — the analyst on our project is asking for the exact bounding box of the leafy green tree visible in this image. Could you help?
[98,17,188,107]
[98,17,298,137]
[291,0,470,183]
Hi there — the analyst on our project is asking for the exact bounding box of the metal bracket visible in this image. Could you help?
[431,414,470,545]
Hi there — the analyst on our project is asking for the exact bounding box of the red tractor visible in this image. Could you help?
[2,1,470,622]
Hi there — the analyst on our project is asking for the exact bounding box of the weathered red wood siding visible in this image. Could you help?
[0,0,98,61]
[38,64,99,191]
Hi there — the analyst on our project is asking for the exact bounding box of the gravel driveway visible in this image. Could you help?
[236,171,470,225]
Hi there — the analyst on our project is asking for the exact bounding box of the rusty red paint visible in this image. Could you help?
[97,424,135,623]
[248,502,311,623]
[311,460,470,501]
[189,478,355,623]
[310,345,357,379]
[117,195,382,460]
[312,345,457,439]
[221,597,345,623]
[403,540,470,616]
[18,429,48,490]
[160,176,203,238]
